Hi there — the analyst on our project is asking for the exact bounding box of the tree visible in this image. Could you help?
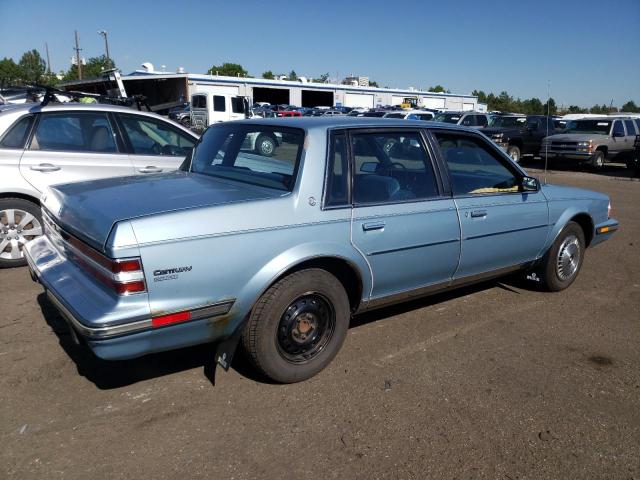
[207,62,248,77]
[0,57,22,86]
[288,70,298,81]
[542,97,557,115]
[312,73,329,83]
[428,85,450,93]
[18,49,46,84]
[621,100,639,113]
[567,105,587,114]
[262,70,274,79]
[63,55,114,81]
[369,80,379,87]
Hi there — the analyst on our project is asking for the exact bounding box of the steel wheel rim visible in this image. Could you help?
[276,293,336,364]
[556,234,580,281]
[0,209,43,260]
[509,149,520,162]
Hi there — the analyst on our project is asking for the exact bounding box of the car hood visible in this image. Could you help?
[545,133,607,142]
[43,171,285,251]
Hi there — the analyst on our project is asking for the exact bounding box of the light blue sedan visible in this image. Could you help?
[24,118,619,383]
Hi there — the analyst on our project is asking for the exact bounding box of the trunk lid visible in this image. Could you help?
[43,171,284,251]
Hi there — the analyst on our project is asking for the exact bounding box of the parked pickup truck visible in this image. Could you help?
[482,115,557,163]
[540,117,640,169]
[25,117,618,383]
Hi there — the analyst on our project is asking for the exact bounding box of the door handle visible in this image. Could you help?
[30,163,60,172]
[470,210,487,218]
[362,221,385,231]
[138,166,163,173]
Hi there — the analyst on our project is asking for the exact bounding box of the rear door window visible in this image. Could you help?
[475,115,488,127]
[612,121,624,136]
[350,131,439,204]
[30,112,117,153]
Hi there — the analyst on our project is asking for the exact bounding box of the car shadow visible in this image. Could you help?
[37,275,534,389]
[522,158,634,179]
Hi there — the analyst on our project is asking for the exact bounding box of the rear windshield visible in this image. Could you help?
[565,120,611,134]
[188,124,304,192]
[433,113,462,124]
[489,116,526,128]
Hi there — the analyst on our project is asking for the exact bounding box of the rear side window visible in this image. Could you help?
[30,112,117,153]
[461,115,475,127]
[435,132,519,196]
[475,115,488,127]
[0,115,34,149]
[624,120,636,136]
[324,132,349,207]
[351,131,439,204]
[612,121,624,136]
[213,95,225,112]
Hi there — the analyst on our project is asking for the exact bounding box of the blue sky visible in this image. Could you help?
[1,0,639,107]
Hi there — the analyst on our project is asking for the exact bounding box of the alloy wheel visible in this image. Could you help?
[0,209,43,260]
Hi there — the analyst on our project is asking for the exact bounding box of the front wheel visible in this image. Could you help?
[0,198,43,268]
[537,221,585,291]
[242,269,350,383]
[590,150,605,170]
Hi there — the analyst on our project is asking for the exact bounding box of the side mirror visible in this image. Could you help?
[360,162,378,173]
[612,131,625,138]
[521,176,540,192]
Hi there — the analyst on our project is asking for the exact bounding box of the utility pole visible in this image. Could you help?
[74,30,83,80]
[45,42,52,74]
[98,30,111,68]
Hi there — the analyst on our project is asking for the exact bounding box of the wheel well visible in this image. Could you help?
[0,192,41,206]
[509,139,523,149]
[570,213,594,247]
[274,257,363,312]
[595,145,607,156]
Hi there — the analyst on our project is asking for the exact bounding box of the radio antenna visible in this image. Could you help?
[544,79,550,183]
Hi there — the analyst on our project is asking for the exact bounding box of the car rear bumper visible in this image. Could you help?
[24,235,234,360]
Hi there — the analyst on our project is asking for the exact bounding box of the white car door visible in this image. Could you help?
[19,111,134,195]
[116,112,197,174]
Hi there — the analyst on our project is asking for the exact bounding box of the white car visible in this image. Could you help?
[0,102,198,267]
[383,110,435,121]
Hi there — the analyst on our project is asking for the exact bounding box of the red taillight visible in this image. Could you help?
[152,311,191,328]
[114,280,146,295]
[112,259,142,274]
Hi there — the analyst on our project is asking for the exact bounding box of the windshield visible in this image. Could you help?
[189,125,304,191]
[565,120,611,134]
[433,113,461,124]
[489,116,526,128]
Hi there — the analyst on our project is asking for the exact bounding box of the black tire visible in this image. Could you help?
[506,145,521,163]
[590,150,605,170]
[537,221,586,292]
[255,134,276,157]
[0,198,43,269]
[242,268,350,383]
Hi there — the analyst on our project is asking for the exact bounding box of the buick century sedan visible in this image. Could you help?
[25,118,619,383]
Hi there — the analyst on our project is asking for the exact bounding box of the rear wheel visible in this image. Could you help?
[506,145,521,163]
[537,221,585,291]
[242,269,350,383]
[255,134,276,157]
[0,198,43,268]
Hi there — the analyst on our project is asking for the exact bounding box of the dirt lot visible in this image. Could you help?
[1,163,639,480]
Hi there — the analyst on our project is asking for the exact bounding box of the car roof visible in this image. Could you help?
[221,116,478,133]
[0,101,162,116]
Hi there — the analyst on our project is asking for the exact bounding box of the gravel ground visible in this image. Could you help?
[1,163,638,479]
